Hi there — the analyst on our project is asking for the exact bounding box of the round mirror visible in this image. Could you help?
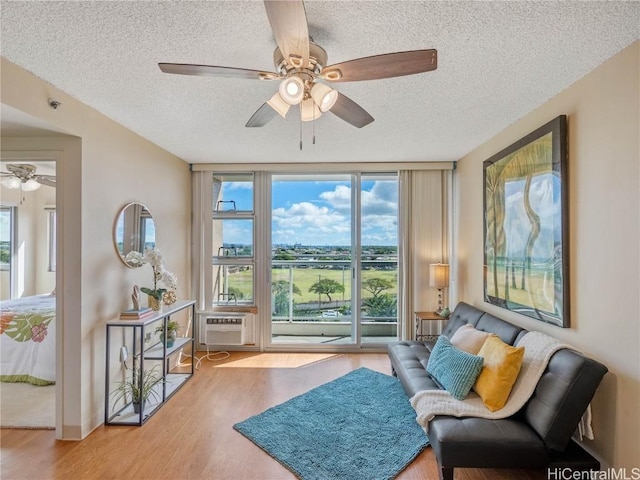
[114,202,156,267]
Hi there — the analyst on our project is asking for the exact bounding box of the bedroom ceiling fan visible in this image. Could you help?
[0,164,56,191]
[158,0,437,130]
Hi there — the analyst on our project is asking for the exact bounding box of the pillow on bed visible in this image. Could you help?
[450,324,491,355]
[426,335,484,400]
[473,335,525,412]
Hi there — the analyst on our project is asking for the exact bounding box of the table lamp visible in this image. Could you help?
[429,263,449,314]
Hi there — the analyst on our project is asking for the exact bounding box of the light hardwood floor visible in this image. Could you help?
[0,352,546,480]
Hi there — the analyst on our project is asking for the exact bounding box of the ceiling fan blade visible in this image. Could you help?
[246,103,278,128]
[264,0,309,68]
[159,63,279,80]
[322,49,437,82]
[329,93,374,128]
[35,176,56,188]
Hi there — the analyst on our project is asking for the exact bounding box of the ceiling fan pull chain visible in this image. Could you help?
[299,106,303,151]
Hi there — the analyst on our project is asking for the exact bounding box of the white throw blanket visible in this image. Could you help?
[410,331,568,431]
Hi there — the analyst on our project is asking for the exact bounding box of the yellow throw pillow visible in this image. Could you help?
[450,324,492,355]
[473,335,525,412]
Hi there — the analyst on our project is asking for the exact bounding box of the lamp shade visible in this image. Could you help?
[279,76,305,105]
[22,179,41,191]
[310,83,338,112]
[429,263,449,289]
[267,92,291,118]
[300,98,321,122]
[2,176,21,189]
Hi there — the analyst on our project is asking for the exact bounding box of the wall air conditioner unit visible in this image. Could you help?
[199,314,249,346]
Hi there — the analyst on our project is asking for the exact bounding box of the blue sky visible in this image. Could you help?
[503,173,561,260]
[222,176,398,246]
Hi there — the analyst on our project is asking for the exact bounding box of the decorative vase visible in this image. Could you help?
[160,329,177,348]
[163,290,177,306]
[148,295,162,311]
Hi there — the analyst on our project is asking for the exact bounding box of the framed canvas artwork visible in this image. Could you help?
[483,115,569,327]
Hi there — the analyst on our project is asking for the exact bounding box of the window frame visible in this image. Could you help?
[0,205,17,299]
[211,173,256,307]
[48,209,57,272]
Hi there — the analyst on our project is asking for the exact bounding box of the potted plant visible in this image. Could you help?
[111,364,164,414]
[125,249,178,311]
[155,320,179,348]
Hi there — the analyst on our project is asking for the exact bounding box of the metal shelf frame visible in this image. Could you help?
[105,300,196,426]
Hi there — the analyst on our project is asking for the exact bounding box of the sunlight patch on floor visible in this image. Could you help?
[214,352,339,369]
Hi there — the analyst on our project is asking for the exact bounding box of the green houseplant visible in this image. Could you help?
[111,364,164,414]
[155,320,179,347]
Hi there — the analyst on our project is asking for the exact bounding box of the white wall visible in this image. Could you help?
[1,57,191,438]
[454,42,639,469]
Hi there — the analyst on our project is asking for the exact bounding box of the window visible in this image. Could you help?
[0,206,16,300]
[212,173,255,305]
[197,165,451,349]
[359,174,399,343]
[0,207,12,271]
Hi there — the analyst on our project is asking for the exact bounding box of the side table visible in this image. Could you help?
[415,311,447,341]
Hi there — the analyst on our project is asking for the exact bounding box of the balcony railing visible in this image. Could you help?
[270,255,398,327]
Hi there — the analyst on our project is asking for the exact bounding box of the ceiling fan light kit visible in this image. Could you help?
[300,98,321,122]
[267,92,291,118]
[21,179,42,191]
[1,176,22,190]
[310,83,338,112]
[0,163,55,191]
[158,0,437,132]
[279,76,305,105]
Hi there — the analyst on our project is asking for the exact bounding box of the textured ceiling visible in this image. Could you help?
[1,1,638,164]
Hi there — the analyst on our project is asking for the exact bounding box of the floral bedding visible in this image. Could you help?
[0,294,56,385]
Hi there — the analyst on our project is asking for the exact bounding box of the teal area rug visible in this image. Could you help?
[233,367,428,480]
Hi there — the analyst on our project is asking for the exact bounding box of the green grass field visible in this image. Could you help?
[227,266,398,303]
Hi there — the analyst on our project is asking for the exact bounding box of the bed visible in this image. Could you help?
[0,294,56,385]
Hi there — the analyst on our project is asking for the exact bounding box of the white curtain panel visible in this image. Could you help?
[191,171,213,311]
[398,170,450,340]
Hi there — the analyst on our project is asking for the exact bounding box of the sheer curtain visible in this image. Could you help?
[398,170,451,340]
[191,171,213,311]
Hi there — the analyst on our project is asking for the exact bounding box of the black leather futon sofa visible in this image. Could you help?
[388,302,608,480]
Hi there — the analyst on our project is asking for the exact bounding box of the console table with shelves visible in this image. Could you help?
[104,300,195,426]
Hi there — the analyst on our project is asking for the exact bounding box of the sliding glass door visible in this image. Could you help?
[360,174,399,344]
[269,173,398,347]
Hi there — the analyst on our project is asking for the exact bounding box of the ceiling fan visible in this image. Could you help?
[0,164,56,191]
[158,0,437,129]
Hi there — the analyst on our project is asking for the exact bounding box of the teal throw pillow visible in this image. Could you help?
[426,335,484,400]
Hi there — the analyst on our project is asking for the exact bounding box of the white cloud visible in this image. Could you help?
[319,185,351,212]
[271,180,398,245]
[272,201,351,244]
